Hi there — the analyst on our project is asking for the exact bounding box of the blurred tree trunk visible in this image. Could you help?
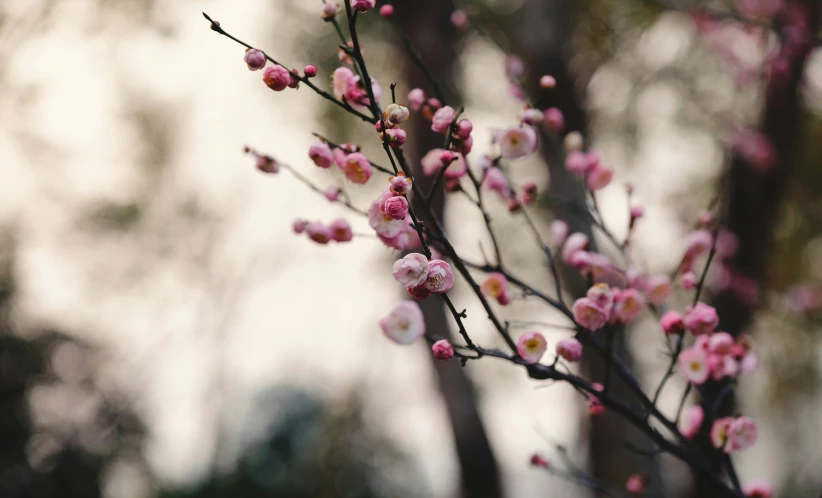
[515,2,652,495]
[394,2,503,498]
[695,1,822,494]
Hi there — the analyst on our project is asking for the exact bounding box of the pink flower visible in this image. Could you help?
[339,152,373,184]
[625,474,647,495]
[587,283,614,311]
[645,274,672,305]
[450,9,468,30]
[379,301,425,344]
[392,253,430,288]
[321,2,340,19]
[587,165,613,190]
[244,48,267,70]
[556,337,583,362]
[384,103,410,126]
[544,107,564,133]
[407,88,426,111]
[678,347,710,385]
[551,220,569,246]
[263,65,291,91]
[588,383,605,415]
[481,273,510,305]
[660,311,684,334]
[573,297,609,331]
[561,232,589,263]
[383,195,409,220]
[444,154,468,179]
[379,4,394,17]
[456,119,473,139]
[351,0,376,12]
[520,180,538,205]
[630,205,644,220]
[539,75,557,89]
[323,187,341,202]
[308,141,334,168]
[425,260,454,293]
[305,222,332,245]
[499,126,538,160]
[530,453,550,468]
[682,271,698,289]
[565,150,593,176]
[332,67,356,99]
[517,331,547,364]
[679,405,704,438]
[382,128,406,147]
[682,230,713,272]
[431,106,456,133]
[421,148,446,175]
[345,76,382,107]
[432,339,454,360]
[708,353,738,380]
[368,199,406,238]
[255,155,279,173]
[389,173,412,195]
[726,416,758,453]
[293,219,308,234]
[483,167,510,200]
[708,332,735,355]
[743,480,773,498]
[329,218,353,242]
[711,417,734,449]
[303,64,317,78]
[614,288,645,323]
[739,352,758,375]
[518,108,544,126]
[683,303,720,335]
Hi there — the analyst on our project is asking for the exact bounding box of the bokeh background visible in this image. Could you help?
[1,0,822,497]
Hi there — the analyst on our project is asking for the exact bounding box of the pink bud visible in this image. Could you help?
[630,206,644,219]
[383,127,407,147]
[244,48,267,71]
[323,187,341,202]
[743,480,773,498]
[556,337,583,362]
[322,2,340,19]
[551,220,569,246]
[587,165,613,191]
[682,271,698,289]
[407,88,426,111]
[379,4,394,17]
[565,150,594,176]
[504,55,526,80]
[679,405,704,438]
[432,339,454,360]
[518,108,544,126]
[329,218,353,242]
[698,210,715,227]
[255,154,279,174]
[625,474,647,495]
[456,119,473,139]
[308,141,334,168]
[573,297,610,330]
[440,150,456,166]
[683,302,720,335]
[305,222,332,245]
[660,311,683,334]
[561,232,589,263]
[339,152,373,184]
[539,75,556,89]
[431,106,456,133]
[544,107,564,133]
[352,0,376,12]
[293,219,308,234]
[517,331,547,364]
[383,195,409,220]
[450,9,468,30]
[303,64,317,78]
[530,454,550,468]
[263,65,290,91]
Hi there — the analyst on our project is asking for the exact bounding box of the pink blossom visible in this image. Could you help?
[625,474,647,495]
[444,155,467,180]
[379,301,425,344]
[308,141,334,168]
[517,331,547,364]
[255,154,279,173]
[530,454,550,468]
[499,126,538,160]
[743,480,774,498]
[392,253,429,288]
[439,150,455,166]
[708,353,739,380]
[244,48,267,70]
[287,68,300,89]
[645,274,672,305]
[683,303,719,335]
[293,219,308,234]
[383,127,407,147]
[305,222,332,245]
[682,230,713,272]
[378,229,411,251]
[425,260,454,293]
[573,297,609,331]
[329,218,353,242]
[588,383,605,415]
[698,210,715,227]
[449,9,468,29]
[630,206,644,220]
[711,417,734,449]
[520,181,538,205]
[708,332,735,355]
[384,103,410,126]
[504,55,526,80]
[614,289,645,323]
[456,119,473,139]
[565,150,593,176]
[432,339,454,360]
[561,232,589,263]
[379,4,394,17]
[383,195,409,220]
[679,405,704,438]
[555,337,583,362]
[660,311,684,334]
[421,148,446,175]
[739,352,758,375]
[551,220,569,246]
[323,187,341,202]
[726,416,758,453]
[587,165,613,190]
[587,283,614,311]
[368,199,405,238]
[321,2,340,19]
[332,67,356,99]
[407,88,426,111]
[351,0,376,12]
[339,152,373,184]
[483,167,510,200]
[539,75,557,89]
[733,129,776,172]
[544,107,564,134]
[678,347,710,385]
[389,173,412,195]
[431,106,456,133]
[303,64,317,78]
[682,271,698,289]
[481,273,510,304]
[263,65,291,91]
[345,76,382,107]
[518,108,544,126]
